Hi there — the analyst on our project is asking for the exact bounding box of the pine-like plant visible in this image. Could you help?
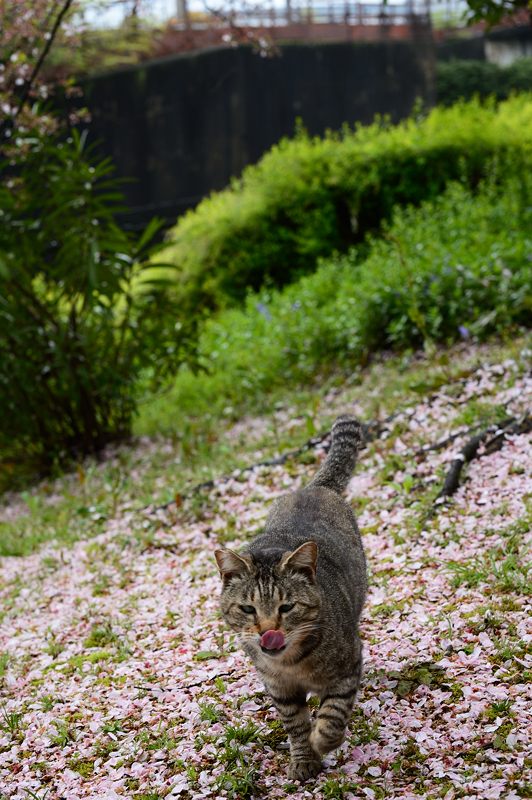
[0,130,195,472]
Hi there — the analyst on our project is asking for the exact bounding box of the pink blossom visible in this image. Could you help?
[0,355,530,798]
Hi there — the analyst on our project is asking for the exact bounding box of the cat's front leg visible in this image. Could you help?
[268,687,322,781]
[310,678,360,756]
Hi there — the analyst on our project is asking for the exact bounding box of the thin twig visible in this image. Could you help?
[435,414,531,505]
[134,669,238,695]
[414,415,516,457]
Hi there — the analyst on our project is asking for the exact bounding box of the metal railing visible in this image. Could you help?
[190,1,431,28]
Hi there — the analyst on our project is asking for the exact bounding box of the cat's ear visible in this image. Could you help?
[214,548,253,584]
[280,541,318,581]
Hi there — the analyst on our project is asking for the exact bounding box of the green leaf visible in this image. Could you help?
[193,651,220,661]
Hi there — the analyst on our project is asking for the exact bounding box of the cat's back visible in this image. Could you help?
[247,416,367,614]
[252,485,364,573]
[266,485,358,539]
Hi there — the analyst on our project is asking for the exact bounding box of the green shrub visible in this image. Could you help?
[137,172,531,435]
[160,95,532,311]
[0,131,195,473]
[508,58,532,93]
[437,58,532,106]
[437,60,505,105]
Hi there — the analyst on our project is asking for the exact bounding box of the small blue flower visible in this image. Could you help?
[256,302,272,320]
[458,325,470,340]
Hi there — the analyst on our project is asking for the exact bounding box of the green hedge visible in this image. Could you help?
[437,58,532,106]
[160,95,532,312]
[137,172,531,435]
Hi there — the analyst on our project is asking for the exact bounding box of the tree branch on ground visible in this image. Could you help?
[134,669,238,694]
[434,413,531,504]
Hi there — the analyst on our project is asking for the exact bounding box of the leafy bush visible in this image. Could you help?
[137,172,531,434]
[0,132,195,472]
[161,95,532,311]
[437,58,532,106]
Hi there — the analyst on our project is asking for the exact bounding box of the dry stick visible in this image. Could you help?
[482,416,532,455]
[146,431,334,511]
[414,415,517,457]
[134,669,238,695]
[148,405,522,516]
[435,414,531,504]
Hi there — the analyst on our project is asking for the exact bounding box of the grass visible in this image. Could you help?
[0,335,529,559]
[68,755,95,778]
[390,738,427,777]
[322,778,358,798]
[1,152,530,559]
[387,662,463,701]
[212,722,264,800]
[0,653,9,682]
[349,707,382,743]
[448,511,531,595]
[137,173,531,438]
[198,702,223,723]
[136,726,180,754]
[83,620,121,649]
[50,719,75,747]
[453,400,510,428]
[0,705,23,736]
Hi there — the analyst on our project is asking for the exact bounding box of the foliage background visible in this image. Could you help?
[437,57,532,105]
[0,132,195,473]
[159,96,532,312]
[137,171,531,435]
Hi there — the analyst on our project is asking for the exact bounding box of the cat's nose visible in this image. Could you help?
[257,619,279,635]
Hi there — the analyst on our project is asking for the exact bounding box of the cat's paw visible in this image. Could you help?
[310,723,346,755]
[288,757,322,782]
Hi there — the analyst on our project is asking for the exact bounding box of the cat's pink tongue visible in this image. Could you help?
[260,629,285,650]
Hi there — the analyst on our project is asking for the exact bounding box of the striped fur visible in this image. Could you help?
[215,415,367,782]
[308,415,363,494]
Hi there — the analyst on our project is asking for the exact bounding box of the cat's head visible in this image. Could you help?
[214,542,322,659]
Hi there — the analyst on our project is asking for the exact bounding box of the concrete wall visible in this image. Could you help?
[436,25,532,66]
[485,26,532,66]
[81,41,434,229]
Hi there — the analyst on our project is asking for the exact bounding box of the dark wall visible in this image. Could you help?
[436,36,486,62]
[82,41,435,229]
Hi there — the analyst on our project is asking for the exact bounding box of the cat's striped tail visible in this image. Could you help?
[308,415,362,494]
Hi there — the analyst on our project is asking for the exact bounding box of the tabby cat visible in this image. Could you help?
[214,415,367,781]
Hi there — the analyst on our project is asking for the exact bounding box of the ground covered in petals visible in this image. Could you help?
[0,345,530,800]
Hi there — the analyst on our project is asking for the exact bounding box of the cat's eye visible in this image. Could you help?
[279,603,295,614]
[239,604,256,614]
